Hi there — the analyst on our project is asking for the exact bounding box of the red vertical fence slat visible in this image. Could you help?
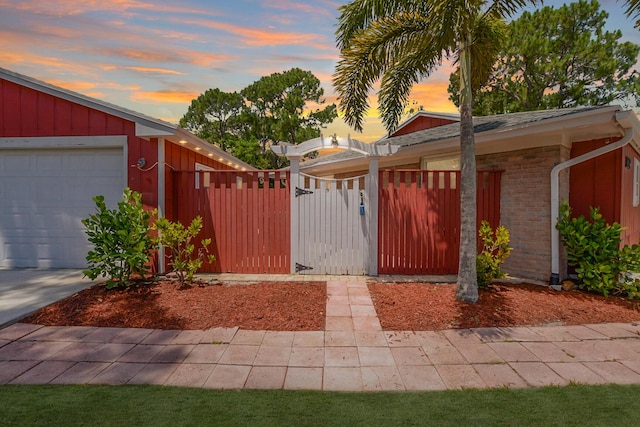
[378,170,502,275]
[172,170,290,274]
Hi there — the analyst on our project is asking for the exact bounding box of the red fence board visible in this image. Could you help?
[378,170,502,275]
[172,171,291,274]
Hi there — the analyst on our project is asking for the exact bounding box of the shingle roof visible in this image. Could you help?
[301,106,615,169]
[379,106,612,148]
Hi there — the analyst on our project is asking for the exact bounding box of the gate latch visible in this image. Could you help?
[359,191,365,215]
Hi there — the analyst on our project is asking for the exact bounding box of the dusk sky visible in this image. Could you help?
[1,0,638,142]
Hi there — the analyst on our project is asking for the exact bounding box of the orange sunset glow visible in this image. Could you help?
[1,0,636,142]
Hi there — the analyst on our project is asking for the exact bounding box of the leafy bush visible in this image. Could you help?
[154,216,215,285]
[82,188,156,289]
[476,220,512,287]
[556,202,640,298]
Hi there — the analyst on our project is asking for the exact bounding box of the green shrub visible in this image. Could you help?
[476,220,512,287]
[154,216,215,285]
[556,202,640,298]
[82,188,156,289]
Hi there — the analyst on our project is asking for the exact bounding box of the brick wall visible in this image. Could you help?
[477,145,570,282]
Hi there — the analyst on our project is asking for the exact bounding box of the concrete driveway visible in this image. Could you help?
[0,269,97,327]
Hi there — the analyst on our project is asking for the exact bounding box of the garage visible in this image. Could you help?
[1,67,254,273]
[0,138,125,268]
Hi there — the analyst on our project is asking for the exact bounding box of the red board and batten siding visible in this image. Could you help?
[391,116,458,137]
[619,144,640,246]
[163,142,236,223]
[569,138,622,225]
[570,137,640,248]
[173,171,291,274]
[378,170,502,275]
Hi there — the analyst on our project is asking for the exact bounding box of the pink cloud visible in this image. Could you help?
[262,0,334,16]
[182,19,331,50]
[131,89,200,104]
[3,0,223,18]
[123,66,185,75]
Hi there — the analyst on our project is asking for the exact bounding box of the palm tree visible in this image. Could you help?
[334,0,536,303]
[623,0,640,27]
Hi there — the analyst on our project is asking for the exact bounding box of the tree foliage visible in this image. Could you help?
[179,89,245,152]
[448,0,640,115]
[180,68,337,169]
[333,0,536,303]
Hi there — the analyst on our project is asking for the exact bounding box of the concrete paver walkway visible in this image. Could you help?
[2,278,640,390]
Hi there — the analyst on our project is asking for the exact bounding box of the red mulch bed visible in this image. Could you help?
[22,280,640,331]
[23,281,326,331]
[368,282,640,330]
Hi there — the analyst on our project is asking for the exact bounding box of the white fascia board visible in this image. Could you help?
[0,135,127,149]
[135,123,175,138]
[173,127,256,171]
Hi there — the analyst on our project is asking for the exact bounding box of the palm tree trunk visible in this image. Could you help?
[456,33,479,303]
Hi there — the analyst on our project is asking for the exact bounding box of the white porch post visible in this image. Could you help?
[289,155,302,274]
[368,156,379,276]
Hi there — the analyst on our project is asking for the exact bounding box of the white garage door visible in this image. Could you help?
[0,147,124,268]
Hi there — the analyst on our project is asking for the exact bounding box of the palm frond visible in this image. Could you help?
[336,0,430,49]
[485,0,539,20]
[378,51,445,132]
[334,11,453,132]
[469,15,507,91]
[623,0,640,28]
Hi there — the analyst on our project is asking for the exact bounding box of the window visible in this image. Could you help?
[634,159,640,207]
[195,163,215,189]
[420,154,460,171]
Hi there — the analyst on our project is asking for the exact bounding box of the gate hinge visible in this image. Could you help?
[295,187,313,197]
[295,263,313,273]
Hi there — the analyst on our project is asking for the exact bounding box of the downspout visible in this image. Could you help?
[550,111,636,286]
[157,137,165,274]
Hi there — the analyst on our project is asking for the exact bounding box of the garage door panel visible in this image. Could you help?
[0,147,124,268]
[35,153,63,172]
[2,153,30,175]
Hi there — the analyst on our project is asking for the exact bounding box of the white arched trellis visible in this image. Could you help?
[272,135,399,275]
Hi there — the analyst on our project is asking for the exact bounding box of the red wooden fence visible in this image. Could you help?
[171,170,290,273]
[170,169,501,276]
[378,170,502,275]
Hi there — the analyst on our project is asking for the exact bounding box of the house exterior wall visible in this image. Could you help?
[1,77,239,215]
[392,117,457,136]
[163,140,235,222]
[477,145,570,282]
[0,78,158,208]
[569,138,622,224]
[568,137,640,247]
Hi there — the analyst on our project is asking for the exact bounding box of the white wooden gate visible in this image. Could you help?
[293,173,370,275]
[272,134,398,275]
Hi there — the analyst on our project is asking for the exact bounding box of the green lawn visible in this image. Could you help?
[1,384,637,426]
